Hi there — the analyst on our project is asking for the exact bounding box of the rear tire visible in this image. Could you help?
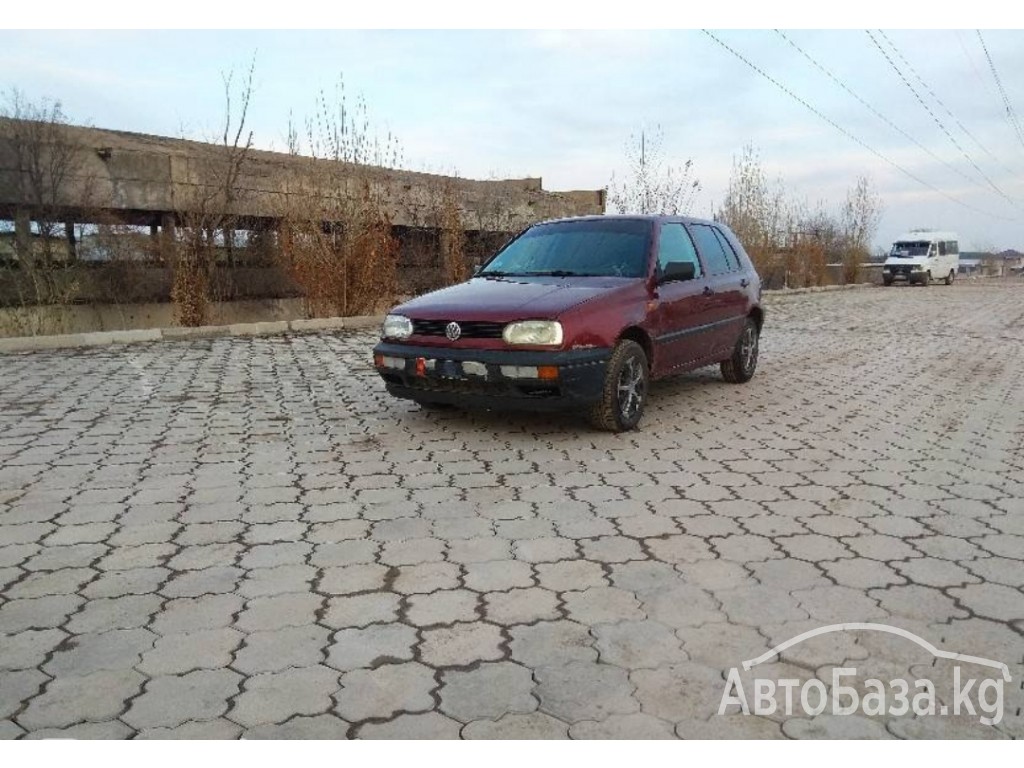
[588,340,649,432]
[721,319,760,384]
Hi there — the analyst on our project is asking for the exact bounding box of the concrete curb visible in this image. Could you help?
[0,283,877,354]
[762,283,875,300]
[0,315,385,354]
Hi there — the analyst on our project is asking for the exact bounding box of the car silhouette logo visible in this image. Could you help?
[446,322,461,341]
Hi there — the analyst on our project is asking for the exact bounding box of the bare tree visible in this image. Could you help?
[840,175,883,283]
[275,73,402,317]
[171,58,256,326]
[0,90,91,334]
[718,144,792,283]
[608,127,701,216]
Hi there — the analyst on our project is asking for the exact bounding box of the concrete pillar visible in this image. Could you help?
[160,213,176,263]
[65,221,77,262]
[14,208,31,260]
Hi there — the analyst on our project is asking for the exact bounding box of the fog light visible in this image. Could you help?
[463,361,487,377]
[376,355,404,369]
[500,365,538,379]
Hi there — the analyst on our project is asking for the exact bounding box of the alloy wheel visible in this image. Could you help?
[617,356,646,421]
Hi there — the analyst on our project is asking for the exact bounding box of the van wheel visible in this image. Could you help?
[944,270,955,285]
[921,271,931,287]
[588,340,649,432]
[883,276,893,286]
[721,319,759,384]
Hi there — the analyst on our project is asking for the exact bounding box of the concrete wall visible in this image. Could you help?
[0,297,312,336]
[0,119,605,229]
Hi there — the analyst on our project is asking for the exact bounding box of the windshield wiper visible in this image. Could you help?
[518,270,598,277]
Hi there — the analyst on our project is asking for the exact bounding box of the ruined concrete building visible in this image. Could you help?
[0,117,606,268]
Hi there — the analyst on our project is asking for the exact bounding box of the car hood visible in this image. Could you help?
[392,275,637,320]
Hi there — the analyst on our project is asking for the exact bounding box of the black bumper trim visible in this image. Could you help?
[372,342,611,410]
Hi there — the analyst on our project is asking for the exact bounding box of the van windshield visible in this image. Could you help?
[891,241,931,257]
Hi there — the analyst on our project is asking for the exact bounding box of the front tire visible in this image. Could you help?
[883,276,893,286]
[944,270,955,285]
[721,318,759,384]
[920,271,931,287]
[588,339,649,432]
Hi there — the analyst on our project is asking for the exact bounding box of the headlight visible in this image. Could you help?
[382,314,412,340]
[912,265,923,271]
[503,320,563,346]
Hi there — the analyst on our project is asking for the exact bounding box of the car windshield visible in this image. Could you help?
[891,241,931,257]
[479,219,652,278]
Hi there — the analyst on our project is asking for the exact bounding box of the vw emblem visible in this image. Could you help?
[445,322,462,341]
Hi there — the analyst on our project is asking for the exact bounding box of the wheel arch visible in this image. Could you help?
[616,325,654,366]
[748,306,764,332]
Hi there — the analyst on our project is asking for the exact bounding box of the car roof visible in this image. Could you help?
[533,214,723,228]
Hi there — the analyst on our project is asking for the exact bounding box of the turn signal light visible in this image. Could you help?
[537,366,559,381]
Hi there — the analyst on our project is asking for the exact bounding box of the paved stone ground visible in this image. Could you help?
[1,281,1022,740]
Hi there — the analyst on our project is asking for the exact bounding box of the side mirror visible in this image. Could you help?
[658,261,696,284]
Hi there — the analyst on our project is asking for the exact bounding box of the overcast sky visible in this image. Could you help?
[2,29,1023,251]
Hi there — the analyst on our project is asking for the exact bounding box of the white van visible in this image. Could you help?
[882,230,960,286]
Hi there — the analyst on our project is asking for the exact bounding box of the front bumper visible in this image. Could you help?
[884,266,924,282]
[372,341,611,412]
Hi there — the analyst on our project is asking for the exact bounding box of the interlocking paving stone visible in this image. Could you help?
[16,669,145,730]
[138,628,244,676]
[3,284,1024,738]
[483,587,560,625]
[122,669,243,730]
[534,661,639,722]
[418,622,505,668]
[43,628,155,677]
[242,714,350,739]
[228,664,340,728]
[354,712,461,740]
[232,625,331,674]
[334,662,437,721]
[463,711,569,739]
[137,719,244,739]
[438,661,536,722]
[570,712,676,739]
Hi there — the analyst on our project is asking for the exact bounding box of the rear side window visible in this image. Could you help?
[939,241,947,256]
[657,223,703,278]
[712,227,742,271]
[689,224,735,275]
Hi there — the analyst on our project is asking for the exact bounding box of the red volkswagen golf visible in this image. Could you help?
[373,215,764,432]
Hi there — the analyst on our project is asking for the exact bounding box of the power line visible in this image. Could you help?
[867,29,1018,210]
[775,30,1005,202]
[976,30,1024,154]
[878,30,1013,176]
[700,29,1014,222]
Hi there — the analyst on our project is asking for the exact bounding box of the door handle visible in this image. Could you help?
[740,278,749,288]
[702,286,714,296]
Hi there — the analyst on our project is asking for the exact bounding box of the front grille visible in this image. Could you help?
[412,319,505,339]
